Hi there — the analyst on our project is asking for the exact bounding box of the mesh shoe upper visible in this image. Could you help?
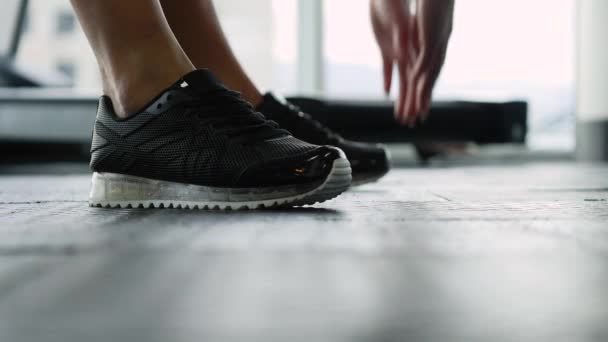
[257,92,390,178]
[90,70,343,188]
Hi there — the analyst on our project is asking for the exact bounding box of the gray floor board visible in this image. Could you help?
[0,162,607,341]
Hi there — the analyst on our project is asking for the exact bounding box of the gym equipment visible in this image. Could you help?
[289,97,527,144]
[0,0,527,156]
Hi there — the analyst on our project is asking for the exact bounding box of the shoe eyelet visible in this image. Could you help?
[157,103,162,109]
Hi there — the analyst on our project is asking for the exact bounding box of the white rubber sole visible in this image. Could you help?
[89,157,351,210]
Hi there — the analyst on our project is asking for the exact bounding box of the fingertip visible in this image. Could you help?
[384,79,392,96]
[421,110,430,123]
[410,112,420,128]
[422,99,432,119]
[383,59,394,95]
[394,99,402,118]
[403,98,415,128]
[393,104,402,121]
[414,76,427,111]
[399,107,409,127]
[395,109,407,127]
[403,117,412,127]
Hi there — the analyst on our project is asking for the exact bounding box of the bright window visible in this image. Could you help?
[17,0,298,94]
[324,0,576,149]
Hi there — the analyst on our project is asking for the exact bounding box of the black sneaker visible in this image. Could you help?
[257,93,390,186]
[88,70,351,210]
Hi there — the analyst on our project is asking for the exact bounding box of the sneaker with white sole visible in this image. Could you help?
[257,93,390,186]
[88,70,351,210]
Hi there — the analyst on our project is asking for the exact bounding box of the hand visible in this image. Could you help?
[371,0,454,126]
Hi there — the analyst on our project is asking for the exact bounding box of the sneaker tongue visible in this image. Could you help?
[257,93,288,119]
[180,69,224,91]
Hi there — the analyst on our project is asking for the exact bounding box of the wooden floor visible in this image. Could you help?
[1,161,607,342]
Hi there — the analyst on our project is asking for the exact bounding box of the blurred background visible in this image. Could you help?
[0,0,585,165]
[4,3,608,341]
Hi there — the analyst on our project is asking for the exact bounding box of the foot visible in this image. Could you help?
[257,93,390,186]
[88,70,351,210]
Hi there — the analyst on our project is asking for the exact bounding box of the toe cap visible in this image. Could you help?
[235,146,346,187]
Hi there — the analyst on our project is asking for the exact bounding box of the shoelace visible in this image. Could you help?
[277,102,341,143]
[183,87,289,144]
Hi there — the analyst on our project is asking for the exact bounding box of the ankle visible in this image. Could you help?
[100,47,195,118]
[103,73,174,117]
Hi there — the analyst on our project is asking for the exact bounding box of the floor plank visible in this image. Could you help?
[0,162,607,342]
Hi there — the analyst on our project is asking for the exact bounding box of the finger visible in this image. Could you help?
[404,20,421,127]
[410,65,435,126]
[403,62,425,127]
[419,72,435,122]
[410,12,421,61]
[397,55,418,126]
[391,6,415,125]
[405,68,434,127]
[398,21,418,125]
[415,47,447,122]
[382,55,394,95]
[401,71,417,127]
[409,0,454,125]
[415,72,432,123]
[394,27,412,122]
[395,58,409,122]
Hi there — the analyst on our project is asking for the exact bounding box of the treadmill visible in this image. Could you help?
[0,0,96,144]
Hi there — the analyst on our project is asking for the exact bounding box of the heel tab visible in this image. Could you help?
[96,95,118,119]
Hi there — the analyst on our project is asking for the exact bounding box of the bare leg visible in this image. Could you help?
[70,0,195,117]
[160,0,263,106]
